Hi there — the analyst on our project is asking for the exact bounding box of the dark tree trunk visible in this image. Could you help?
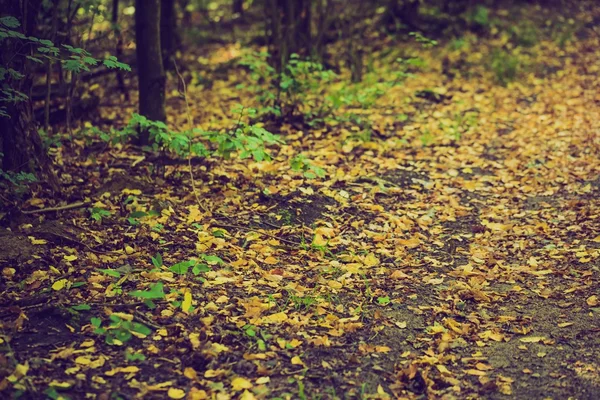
[266,0,312,70]
[383,0,421,31]
[113,0,129,100]
[233,0,244,16]
[0,0,59,191]
[160,0,178,70]
[135,0,167,145]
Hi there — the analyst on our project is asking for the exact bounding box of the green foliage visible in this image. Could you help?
[89,207,111,222]
[201,106,284,161]
[113,107,282,162]
[510,22,538,48]
[0,15,129,117]
[490,49,520,85]
[409,32,438,48]
[467,5,490,29]
[129,282,166,299]
[290,154,326,179]
[91,315,151,346]
[377,296,390,306]
[239,52,336,122]
[0,168,37,195]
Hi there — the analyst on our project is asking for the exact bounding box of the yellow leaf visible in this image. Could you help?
[264,256,278,265]
[167,388,186,399]
[240,390,257,400]
[260,311,288,324]
[29,237,47,245]
[63,255,77,262]
[464,369,486,376]
[75,356,91,365]
[125,245,135,255]
[592,235,600,243]
[436,365,451,375]
[558,322,574,328]
[291,356,305,366]
[52,279,68,291]
[519,336,545,343]
[188,388,208,400]
[312,233,328,247]
[586,295,598,307]
[182,291,193,314]
[48,380,72,389]
[184,367,197,380]
[105,366,140,376]
[256,377,270,384]
[7,363,28,383]
[364,253,379,267]
[231,376,253,391]
[328,280,343,289]
[398,237,421,248]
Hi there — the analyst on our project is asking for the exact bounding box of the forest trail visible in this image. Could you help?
[1,2,600,399]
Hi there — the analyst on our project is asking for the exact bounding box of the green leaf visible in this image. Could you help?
[192,264,210,275]
[26,56,44,64]
[0,16,20,28]
[129,282,165,299]
[130,322,152,336]
[71,304,91,311]
[99,269,121,278]
[202,255,224,265]
[90,317,102,328]
[377,296,390,305]
[151,253,163,268]
[169,260,196,275]
[130,211,147,218]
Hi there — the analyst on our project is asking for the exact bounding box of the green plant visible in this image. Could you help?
[201,106,283,161]
[287,290,320,310]
[125,348,146,362]
[129,282,166,304]
[0,168,37,195]
[490,49,520,85]
[0,15,129,117]
[511,22,538,48]
[243,324,271,351]
[89,207,111,222]
[377,296,391,306]
[290,154,326,179]
[239,52,337,122]
[91,315,151,346]
[468,5,490,29]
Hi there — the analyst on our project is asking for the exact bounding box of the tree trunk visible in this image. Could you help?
[113,0,129,100]
[266,0,312,70]
[135,0,167,145]
[233,0,244,17]
[383,0,421,31]
[0,0,59,191]
[160,0,178,70]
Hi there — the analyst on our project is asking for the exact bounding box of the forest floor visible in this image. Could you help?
[2,3,600,400]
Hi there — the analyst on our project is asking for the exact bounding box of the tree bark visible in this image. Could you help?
[266,0,312,70]
[160,0,178,70]
[135,0,167,145]
[233,0,244,17]
[0,0,59,191]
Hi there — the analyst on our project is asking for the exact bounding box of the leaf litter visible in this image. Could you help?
[2,3,600,400]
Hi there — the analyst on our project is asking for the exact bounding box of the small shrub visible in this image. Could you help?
[490,49,519,85]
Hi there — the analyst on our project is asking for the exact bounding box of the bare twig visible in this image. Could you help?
[174,61,204,212]
[21,201,90,214]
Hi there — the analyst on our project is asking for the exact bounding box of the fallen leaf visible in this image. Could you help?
[231,376,253,391]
